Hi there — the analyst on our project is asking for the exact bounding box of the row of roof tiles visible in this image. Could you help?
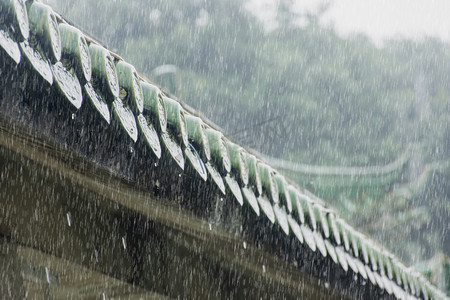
[0,1,447,299]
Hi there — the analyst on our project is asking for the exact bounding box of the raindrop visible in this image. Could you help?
[262,265,266,273]
[94,249,99,262]
[243,241,247,249]
[324,282,330,289]
[129,146,134,153]
[208,223,212,230]
[66,212,72,227]
[71,113,76,120]
[102,292,108,300]
[122,236,127,249]
[178,173,182,178]
[220,197,223,202]
[45,267,51,284]
[154,162,158,167]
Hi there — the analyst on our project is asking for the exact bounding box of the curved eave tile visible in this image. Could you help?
[241,186,260,216]
[205,162,226,195]
[257,194,275,223]
[273,203,289,235]
[0,29,21,64]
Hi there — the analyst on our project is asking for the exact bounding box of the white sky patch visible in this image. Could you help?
[290,0,328,15]
[195,8,210,27]
[289,0,331,28]
[321,0,450,45]
[149,9,161,24]
[244,0,280,32]
[246,0,450,45]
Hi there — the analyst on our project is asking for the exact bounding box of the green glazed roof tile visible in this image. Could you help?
[418,276,431,300]
[336,218,350,252]
[377,251,399,294]
[0,0,29,41]
[140,80,167,133]
[312,204,330,239]
[327,211,341,245]
[366,240,379,272]
[377,250,388,277]
[58,23,91,83]
[359,236,370,265]
[116,60,144,115]
[287,186,305,224]
[273,173,292,213]
[205,128,231,176]
[383,252,394,280]
[27,2,61,63]
[425,282,434,300]
[397,262,410,293]
[414,273,424,298]
[162,96,188,148]
[244,152,262,196]
[185,115,210,162]
[258,162,279,204]
[418,277,430,300]
[407,271,417,296]
[408,270,423,298]
[226,141,249,187]
[285,185,297,214]
[88,43,119,101]
[347,226,360,258]
[390,258,403,286]
[297,192,317,230]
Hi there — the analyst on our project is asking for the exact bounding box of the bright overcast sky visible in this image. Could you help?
[246,0,450,46]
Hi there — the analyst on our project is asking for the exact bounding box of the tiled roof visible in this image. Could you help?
[262,147,411,200]
[0,1,447,299]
